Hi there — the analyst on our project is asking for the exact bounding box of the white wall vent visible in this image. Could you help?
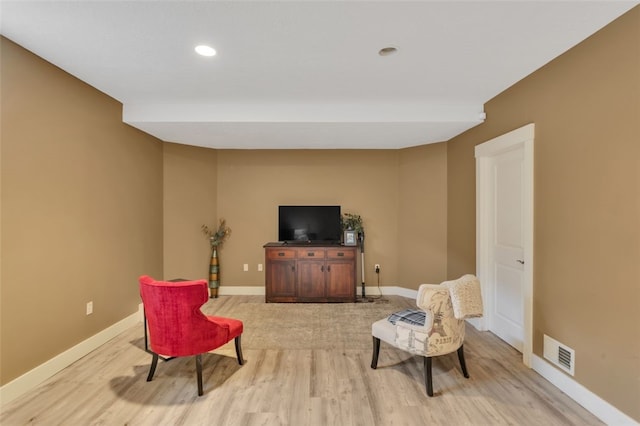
[543,334,575,376]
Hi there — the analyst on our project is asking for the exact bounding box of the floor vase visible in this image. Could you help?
[209,246,219,298]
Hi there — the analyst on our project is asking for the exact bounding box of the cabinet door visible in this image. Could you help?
[326,260,355,299]
[297,260,326,298]
[267,260,297,298]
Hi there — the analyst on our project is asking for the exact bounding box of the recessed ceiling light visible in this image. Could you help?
[378,46,398,56]
[195,45,216,57]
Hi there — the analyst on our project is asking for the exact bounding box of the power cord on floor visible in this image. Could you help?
[367,267,387,303]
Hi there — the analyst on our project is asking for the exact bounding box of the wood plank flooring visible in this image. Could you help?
[1,296,602,425]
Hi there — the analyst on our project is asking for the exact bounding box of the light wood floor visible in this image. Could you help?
[1,295,602,425]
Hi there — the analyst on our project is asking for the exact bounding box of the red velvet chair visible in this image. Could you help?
[139,275,244,396]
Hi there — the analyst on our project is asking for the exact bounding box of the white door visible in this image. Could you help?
[490,148,525,351]
[475,123,533,366]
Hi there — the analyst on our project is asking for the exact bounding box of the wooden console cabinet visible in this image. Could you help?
[264,243,356,302]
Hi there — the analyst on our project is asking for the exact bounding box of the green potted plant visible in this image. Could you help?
[341,212,364,246]
[341,212,363,233]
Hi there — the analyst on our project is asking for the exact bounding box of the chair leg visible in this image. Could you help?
[146,352,159,382]
[423,356,433,397]
[235,335,245,365]
[371,337,381,369]
[196,354,203,396]
[457,345,470,378]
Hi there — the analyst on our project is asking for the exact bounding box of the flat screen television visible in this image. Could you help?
[278,205,341,244]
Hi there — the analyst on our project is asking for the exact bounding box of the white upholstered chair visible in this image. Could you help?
[371,275,483,396]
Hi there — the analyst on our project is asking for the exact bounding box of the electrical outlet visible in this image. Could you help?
[86,301,93,315]
[374,264,380,273]
[243,263,249,272]
[258,263,263,272]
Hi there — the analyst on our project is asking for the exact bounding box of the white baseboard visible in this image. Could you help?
[531,354,637,425]
[357,285,417,299]
[218,286,265,296]
[217,285,416,299]
[0,308,142,406]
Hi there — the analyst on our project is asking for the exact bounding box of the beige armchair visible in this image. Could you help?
[371,275,483,396]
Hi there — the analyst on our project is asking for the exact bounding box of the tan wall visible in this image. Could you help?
[163,143,217,280]
[398,143,448,289]
[0,38,164,385]
[215,150,401,288]
[447,7,640,421]
[163,147,449,292]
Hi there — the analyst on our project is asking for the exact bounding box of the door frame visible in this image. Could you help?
[474,123,534,367]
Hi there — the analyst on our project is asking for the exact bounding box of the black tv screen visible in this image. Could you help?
[278,205,341,243]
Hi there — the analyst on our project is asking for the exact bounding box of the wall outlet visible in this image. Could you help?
[86,301,93,315]
[243,263,249,272]
[374,264,380,273]
[258,263,263,272]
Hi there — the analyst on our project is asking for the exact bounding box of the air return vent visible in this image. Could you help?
[543,334,575,376]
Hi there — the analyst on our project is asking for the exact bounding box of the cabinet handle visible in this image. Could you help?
[327,265,331,272]
[291,265,295,271]
[307,252,315,256]
[278,252,285,257]
[337,252,344,257]
[320,265,324,272]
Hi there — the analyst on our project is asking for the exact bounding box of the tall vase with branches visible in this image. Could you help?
[201,219,231,298]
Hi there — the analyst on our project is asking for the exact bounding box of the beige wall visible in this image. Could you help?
[0,38,164,385]
[163,143,217,280]
[398,143,448,288]
[215,149,401,288]
[163,147,449,292]
[447,7,640,421]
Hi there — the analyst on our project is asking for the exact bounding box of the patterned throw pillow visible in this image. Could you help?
[387,309,426,326]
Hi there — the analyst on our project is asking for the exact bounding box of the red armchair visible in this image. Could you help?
[139,276,244,396]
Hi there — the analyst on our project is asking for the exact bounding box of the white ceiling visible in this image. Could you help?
[1,1,637,149]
